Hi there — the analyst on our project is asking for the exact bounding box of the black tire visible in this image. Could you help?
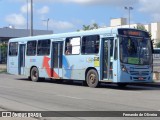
[82,81,87,86]
[31,67,40,82]
[28,76,31,80]
[86,69,99,88]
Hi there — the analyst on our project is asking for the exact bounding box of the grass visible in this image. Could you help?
[0,69,7,74]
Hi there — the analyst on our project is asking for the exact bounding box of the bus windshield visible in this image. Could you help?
[120,36,152,65]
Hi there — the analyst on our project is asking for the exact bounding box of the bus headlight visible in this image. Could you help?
[121,64,128,73]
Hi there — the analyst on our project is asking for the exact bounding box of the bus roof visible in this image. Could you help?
[8,27,147,42]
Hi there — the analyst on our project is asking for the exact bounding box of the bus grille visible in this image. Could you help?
[130,71,149,76]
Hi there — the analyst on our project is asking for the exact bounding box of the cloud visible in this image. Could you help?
[139,0,160,21]
[15,0,138,6]
[21,3,49,15]
[66,0,138,6]
[21,3,31,13]
[37,6,50,14]
[42,19,74,31]
[139,0,160,13]
[5,14,26,28]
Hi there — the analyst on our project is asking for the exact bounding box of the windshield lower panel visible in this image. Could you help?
[119,36,152,65]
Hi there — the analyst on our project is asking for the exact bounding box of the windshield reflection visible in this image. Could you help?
[120,37,152,65]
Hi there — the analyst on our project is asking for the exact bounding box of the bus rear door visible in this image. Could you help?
[18,44,26,75]
[51,41,63,78]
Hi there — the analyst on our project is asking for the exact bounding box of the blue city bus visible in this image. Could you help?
[7,27,153,87]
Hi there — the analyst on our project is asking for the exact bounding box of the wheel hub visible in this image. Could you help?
[89,74,96,84]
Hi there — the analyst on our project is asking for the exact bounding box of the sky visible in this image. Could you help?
[0,0,160,33]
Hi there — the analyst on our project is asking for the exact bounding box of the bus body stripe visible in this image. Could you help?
[43,56,59,78]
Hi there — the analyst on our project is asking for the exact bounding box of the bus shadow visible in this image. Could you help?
[51,80,160,91]
[44,79,160,91]
[99,83,160,91]
[16,78,31,81]
[16,78,160,91]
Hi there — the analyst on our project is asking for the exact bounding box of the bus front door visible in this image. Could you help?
[18,44,26,75]
[102,38,113,81]
[51,41,63,78]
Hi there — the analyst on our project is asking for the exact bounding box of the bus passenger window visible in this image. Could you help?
[9,42,18,56]
[65,43,72,54]
[37,39,50,56]
[65,37,80,55]
[82,35,100,54]
[27,41,37,56]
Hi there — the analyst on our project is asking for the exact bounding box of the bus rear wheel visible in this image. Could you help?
[86,69,99,88]
[31,67,40,82]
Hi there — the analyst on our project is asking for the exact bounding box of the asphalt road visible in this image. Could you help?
[0,73,160,120]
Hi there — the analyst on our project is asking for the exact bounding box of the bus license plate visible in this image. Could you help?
[138,77,144,80]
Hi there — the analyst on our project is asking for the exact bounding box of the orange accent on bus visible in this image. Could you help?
[43,56,59,78]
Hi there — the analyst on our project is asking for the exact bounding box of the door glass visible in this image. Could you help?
[20,45,25,67]
[19,44,25,75]
[103,38,114,80]
[52,42,63,68]
[59,42,63,68]
[53,43,58,68]
[109,40,113,79]
[103,40,108,79]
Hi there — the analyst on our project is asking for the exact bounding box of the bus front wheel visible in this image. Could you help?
[86,69,99,88]
[31,67,40,82]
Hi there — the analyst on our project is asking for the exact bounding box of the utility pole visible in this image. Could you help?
[124,6,133,28]
[27,0,28,30]
[43,18,50,30]
[30,0,33,36]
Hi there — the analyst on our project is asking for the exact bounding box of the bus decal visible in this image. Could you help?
[86,57,94,63]
[30,59,36,62]
[42,56,59,78]
[94,57,100,67]
[63,56,74,78]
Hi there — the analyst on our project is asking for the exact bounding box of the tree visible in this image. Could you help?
[78,23,99,31]
[136,25,147,31]
[0,43,8,63]
[82,25,91,31]
[91,23,99,29]
[155,42,160,48]
[136,24,153,40]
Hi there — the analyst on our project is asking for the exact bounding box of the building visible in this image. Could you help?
[110,18,160,47]
[0,27,53,63]
[110,18,127,27]
[0,27,53,44]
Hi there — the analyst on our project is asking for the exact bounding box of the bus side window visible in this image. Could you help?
[81,35,100,54]
[65,37,80,55]
[65,43,72,54]
[9,42,18,56]
[37,39,50,56]
[27,41,37,56]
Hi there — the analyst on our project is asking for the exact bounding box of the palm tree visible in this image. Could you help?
[82,25,91,31]
[92,23,99,29]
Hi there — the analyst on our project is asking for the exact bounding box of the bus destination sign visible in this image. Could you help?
[118,29,150,37]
